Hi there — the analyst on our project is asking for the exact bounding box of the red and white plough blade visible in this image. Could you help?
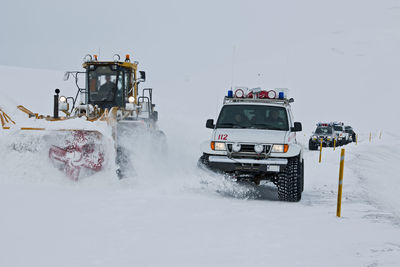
[49,131,105,180]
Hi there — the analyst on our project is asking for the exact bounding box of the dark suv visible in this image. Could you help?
[344,126,356,143]
[309,124,336,150]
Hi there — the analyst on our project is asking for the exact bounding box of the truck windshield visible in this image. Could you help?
[315,126,332,134]
[216,105,289,131]
[333,126,343,131]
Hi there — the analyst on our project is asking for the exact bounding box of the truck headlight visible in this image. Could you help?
[272,144,289,153]
[211,141,225,151]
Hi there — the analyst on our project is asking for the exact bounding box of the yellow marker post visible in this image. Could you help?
[337,149,345,217]
[333,138,336,151]
[379,131,382,139]
[369,132,372,142]
[319,138,323,163]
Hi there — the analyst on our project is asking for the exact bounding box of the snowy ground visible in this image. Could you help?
[1,86,400,266]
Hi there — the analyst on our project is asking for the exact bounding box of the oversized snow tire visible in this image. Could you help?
[300,159,304,192]
[277,157,303,202]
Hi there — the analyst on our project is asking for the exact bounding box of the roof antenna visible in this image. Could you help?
[230,45,236,90]
[257,73,262,87]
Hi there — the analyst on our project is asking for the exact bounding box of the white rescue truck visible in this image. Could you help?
[199,87,304,202]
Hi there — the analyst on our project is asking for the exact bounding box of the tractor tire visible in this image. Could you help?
[277,157,303,202]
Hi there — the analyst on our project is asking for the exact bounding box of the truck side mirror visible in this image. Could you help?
[291,122,302,132]
[206,119,215,129]
[64,72,70,81]
[139,71,146,82]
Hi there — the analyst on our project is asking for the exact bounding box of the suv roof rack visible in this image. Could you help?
[223,96,293,105]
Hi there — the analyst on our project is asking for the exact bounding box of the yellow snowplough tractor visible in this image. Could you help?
[4,54,165,180]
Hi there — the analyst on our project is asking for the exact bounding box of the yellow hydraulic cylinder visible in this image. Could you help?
[333,138,336,151]
[336,149,345,217]
[319,138,323,163]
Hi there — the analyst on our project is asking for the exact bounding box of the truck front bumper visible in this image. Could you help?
[207,155,288,173]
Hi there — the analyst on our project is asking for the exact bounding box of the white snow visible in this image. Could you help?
[1,67,400,266]
[1,0,400,266]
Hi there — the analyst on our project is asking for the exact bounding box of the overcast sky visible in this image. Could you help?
[1,0,400,132]
[1,0,373,70]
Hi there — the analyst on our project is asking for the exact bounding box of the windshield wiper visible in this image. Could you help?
[251,123,269,129]
[218,123,247,129]
[251,124,284,130]
[217,123,234,128]
[267,126,285,130]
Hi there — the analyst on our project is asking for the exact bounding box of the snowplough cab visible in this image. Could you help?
[2,54,165,180]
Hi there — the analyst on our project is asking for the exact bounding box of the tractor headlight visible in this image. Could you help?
[272,144,289,153]
[211,141,225,151]
[254,144,264,154]
[59,96,67,103]
[128,96,135,103]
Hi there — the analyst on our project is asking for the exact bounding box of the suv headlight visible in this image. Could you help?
[272,144,289,153]
[327,136,332,141]
[312,136,317,140]
[211,141,226,151]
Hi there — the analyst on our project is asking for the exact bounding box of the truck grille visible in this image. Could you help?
[227,143,271,158]
[241,144,256,153]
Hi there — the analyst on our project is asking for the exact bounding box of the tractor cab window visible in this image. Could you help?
[88,66,119,103]
[86,65,132,108]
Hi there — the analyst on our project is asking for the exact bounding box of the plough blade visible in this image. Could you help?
[48,130,105,180]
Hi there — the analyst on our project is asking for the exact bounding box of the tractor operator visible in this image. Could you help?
[98,75,115,101]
